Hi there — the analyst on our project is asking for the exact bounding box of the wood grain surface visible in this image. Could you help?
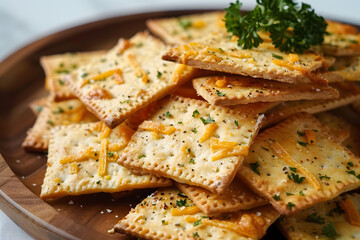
[0,9,359,240]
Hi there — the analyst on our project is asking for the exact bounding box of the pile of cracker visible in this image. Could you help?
[23,11,360,240]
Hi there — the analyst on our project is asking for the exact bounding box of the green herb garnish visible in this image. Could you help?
[306,212,325,224]
[58,79,64,85]
[216,90,226,96]
[189,158,195,164]
[192,110,200,117]
[224,0,327,53]
[200,116,215,124]
[273,194,280,201]
[176,199,187,207]
[157,71,162,79]
[193,219,201,226]
[165,111,172,118]
[297,141,308,146]
[322,221,337,238]
[287,202,295,210]
[234,120,239,127]
[179,19,192,30]
[250,161,260,175]
[107,152,114,157]
[272,53,283,59]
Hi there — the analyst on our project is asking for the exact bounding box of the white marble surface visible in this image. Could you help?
[0,0,359,239]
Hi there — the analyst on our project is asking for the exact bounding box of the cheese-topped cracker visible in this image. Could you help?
[147,11,225,45]
[193,75,339,106]
[118,96,264,194]
[29,97,49,116]
[279,193,360,240]
[352,99,360,114]
[114,187,279,240]
[322,34,360,57]
[40,122,172,200]
[22,99,98,152]
[163,32,331,85]
[264,82,360,127]
[67,32,196,129]
[315,112,350,143]
[176,178,267,215]
[237,112,360,215]
[41,51,105,101]
[319,56,360,82]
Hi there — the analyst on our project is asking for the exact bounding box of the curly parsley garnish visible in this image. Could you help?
[224,0,327,53]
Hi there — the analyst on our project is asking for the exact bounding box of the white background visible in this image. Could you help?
[0,0,359,239]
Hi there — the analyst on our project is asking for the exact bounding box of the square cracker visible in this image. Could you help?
[176,177,267,215]
[237,112,360,215]
[264,82,360,127]
[315,112,350,143]
[114,187,280,240]
[163,31,332,85]
[29,97,49,116]
[279,192,360,240]
[118,96,264,194]
[41,51,105,101]
[40,122,172,200]
[66,32,196,129]
[147,11,225,45]
[318,56,360,82]
[22,99,98,152]
[192,75,339,106]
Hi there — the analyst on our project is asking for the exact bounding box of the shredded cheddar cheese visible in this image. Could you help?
[192,20,206,28]
[288,53,300,63]
[127,54,149,83]
[211,145,249,161]
[269,141,321,190]
[184,216,198,223]
[60,147,95,164]
[171,206,201,216]
[200,123,218,143]
[228,52,252,59]
[100,122,111,139]
[272,59,307,73]
[69,107,86,123]
[304,129,317,145]
[202,219,255,238]
[82,69,123,87]
[98,139,108,176]
[118,39,133,54]
[70,163,78,174]
[215,78,227,87]
[139,121,176,135]
[210,138,238,151]
[340,198,360,227]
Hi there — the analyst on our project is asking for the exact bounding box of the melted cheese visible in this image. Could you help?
[202,219,254,238]
[215,78,227,87]
[98,138,108,176]
[127,54,149,83]
[59,147,95,164]
[171,206,201,216]
[269,141,321,190]
[340,198,360,226]
[139,121,176,135]
[200,123,218,143]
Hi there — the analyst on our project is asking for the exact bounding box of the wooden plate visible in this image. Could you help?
[0,9,359,240]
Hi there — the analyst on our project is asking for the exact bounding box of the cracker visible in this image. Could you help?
[315,112,350,143]
[352,99,360,114]
[163,31,332,85]
[279,192,360,240]
[147,11,225,45]
[66,32,196,129]
[322,34,360,57]
[114,187,279,240]
[176,178,267,215]
[192,75,339,106]
[264,82,360,127]
[319,56,360,82]
[237,112,360,215]
[41,51,105,101]
[40,122,172,200]
[118,96,264,194]
[29,97,49,116]
[22,99,98,152]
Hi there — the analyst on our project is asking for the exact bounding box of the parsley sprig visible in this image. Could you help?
[224,0,327,53]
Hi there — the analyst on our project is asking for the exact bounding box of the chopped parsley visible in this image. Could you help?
[120,100,130,104]
[107,152,114,157]
[46,120,54,126]
[55,69,70,74]
[273,194,280,201]
[191,128,197,133]
[193,232,199,238]
[322,221,337,238]
[136,42,143,48]
[288,172,305,184]
[58,79,64,85]
[35,106,43,113]
[249,161,260,175]
[161,220,166,225]
[297,141,308,146]
[297,130,305,136]
[306,212,325,224]
[176,199,187,207]
[347,162,354,167]
[299,191,304,196]
[96,180,101,184]
[165,111,172,118]
[272,53,283,59]
[200,115,215,125]
[234,120,239,127]
[319,174,331,181]
[216,90,226,96]
[287,202,295,210]
[81,72,88,78]
[138,154,146,159]
[52,107,64,114]
[289,167,297,173]
[179,19,192,30]
[193,219,201,226]
[189,158,195,164]
[177,192,188,198]
[286,192,294,196]
[157,71,162,79]
[192,110,200,117]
